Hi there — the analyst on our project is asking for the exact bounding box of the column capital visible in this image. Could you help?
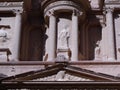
[72,9,83,16]
[48,10,55,17]
[12,9,23,15]
[104,7,114,14]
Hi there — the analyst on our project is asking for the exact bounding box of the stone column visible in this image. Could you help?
[106,8,115,60]
[48,11,56,61]
[12,10,22,61]
[71,10,79,61]
[101,24,108,60]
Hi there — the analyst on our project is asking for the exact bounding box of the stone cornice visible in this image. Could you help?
[105,0,120,9]
[0,2,23,7]
[44,1,82,13]
[43,0,85,18]
[41,0,90,11]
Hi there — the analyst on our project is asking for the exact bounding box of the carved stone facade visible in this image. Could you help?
[40,0,120,61]
[1,0,120,88]
[1,0,120,62]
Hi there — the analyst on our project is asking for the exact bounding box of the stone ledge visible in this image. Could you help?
[0,61,120,65]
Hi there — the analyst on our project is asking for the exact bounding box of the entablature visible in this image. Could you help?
[105,0,120,10]
[41,0,90,12]
[105,0,120,4]
[0,1,23,11]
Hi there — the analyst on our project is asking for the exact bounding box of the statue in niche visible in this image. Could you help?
[0,27,8,42]
[58,25,70,49]
[94,40,101,60]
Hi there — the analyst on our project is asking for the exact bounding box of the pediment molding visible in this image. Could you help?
[1,63,120,82]
[32,71,93,81]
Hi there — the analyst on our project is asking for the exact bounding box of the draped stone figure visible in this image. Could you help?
[58,26,70,49]
[94,40,101,60]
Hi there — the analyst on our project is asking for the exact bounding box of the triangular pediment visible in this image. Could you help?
[32,70,93,81]
[1,63,120,89]
[1,63,120,82]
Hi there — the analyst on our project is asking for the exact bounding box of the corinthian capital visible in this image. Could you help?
[72,9,83,16]
[48,10,55,16]
[12,9,23,15]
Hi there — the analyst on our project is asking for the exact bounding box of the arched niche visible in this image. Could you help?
[42,0,87,61]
